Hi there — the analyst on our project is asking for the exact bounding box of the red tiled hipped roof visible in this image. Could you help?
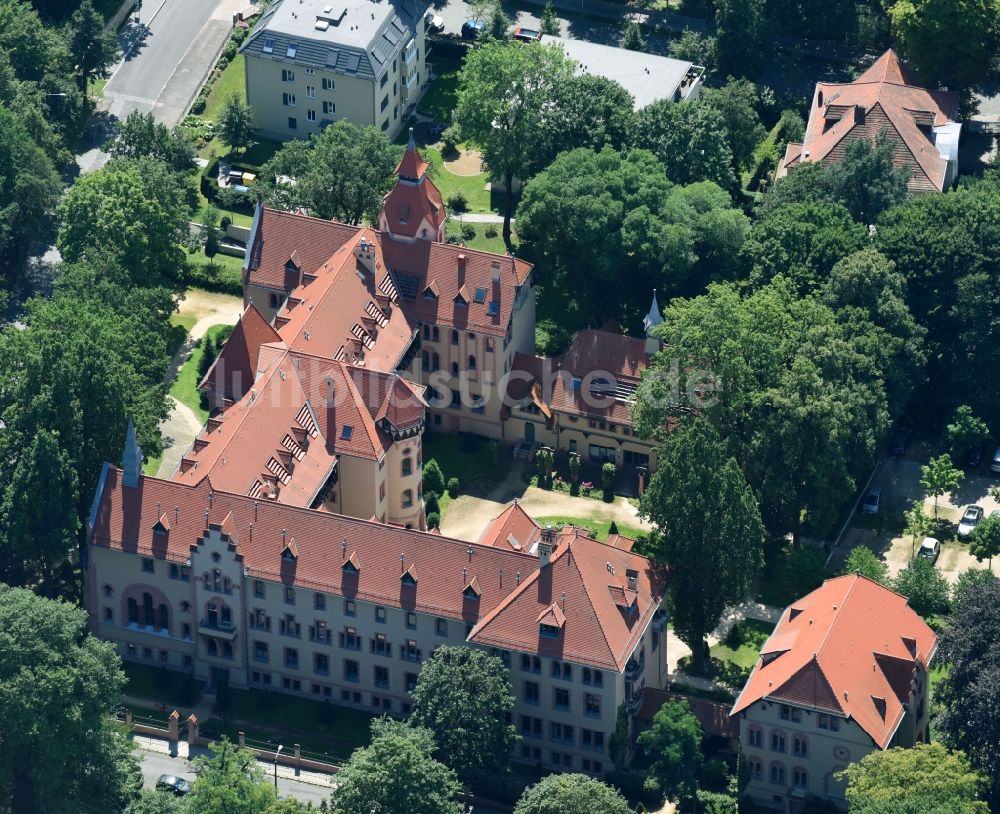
[91,469,665,669]
[730,574,937,749]
[785,49,958,193]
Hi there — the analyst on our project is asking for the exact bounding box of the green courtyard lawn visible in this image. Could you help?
[533,515,648,543]
[418,55,462,124]
[445,218,514,255]
[219,687,376,760]
[422,432,507,495]
[710,618,776,670]
[185,246,245,294]
[203,54,247,121]
[170,323,230,424]
[123,662,205,708]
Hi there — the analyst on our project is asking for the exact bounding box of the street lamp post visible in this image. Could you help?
[273,744,284,790]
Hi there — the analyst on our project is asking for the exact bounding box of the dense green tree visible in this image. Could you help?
[633,99,737,192]
[125,790,185,814]
[670,29,715,72]
[543,74,635,161]
[186,740,277,814]
[410,645,518,787]
[701,78,766,171]
[539,0,560,34]
[333,718,461,814]
[57,157,190,285]
[714,0,766,78]
[0,101,60,283]
[608,702,629,769]
[969,515,1000,567]
[936,575,1000,808]
[841,546,890,585]
[887,0,999,91]
[486,2,511,39]
[422,458,445,496]
[951,567,998,614]
[634,280,890,542]
[893,556,950,617]
[841,743,988,813]
[65,0,118,92]
[744,201,867,293]
[0,586,142,813]
[0,429,79,590]
[823,133,909,223]
[105,110,196,172]
[260,119,398,225]
[822,248,926,415]
[217,92,254,154]
[637,699,703,803]
[904,499,933,555]
[518,147,747,324]
[946,405,990,460]
[920,454,963,517]
[622,19,645,51]
[514,773,633,814]
[455,39,575,241]
[639,418,764,670]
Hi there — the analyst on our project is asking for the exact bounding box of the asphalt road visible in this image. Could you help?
[137,748,334,805]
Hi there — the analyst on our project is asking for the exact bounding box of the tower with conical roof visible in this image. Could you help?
[643,290,663,355]
[379,128,447,243]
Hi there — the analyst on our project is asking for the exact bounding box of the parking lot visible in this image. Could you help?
[835,436,1000,583]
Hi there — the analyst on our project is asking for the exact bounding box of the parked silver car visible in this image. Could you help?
[957,505,984,540]
[861,487,882,515]
[918,537,940,562]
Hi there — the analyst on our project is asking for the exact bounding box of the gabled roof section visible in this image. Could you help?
[476,501,541,552]
[785,48,959,193]
[731,574,937,749]
[381,132,446,240]
[201,304,284,403]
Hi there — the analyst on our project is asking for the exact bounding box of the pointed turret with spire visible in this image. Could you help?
[379,127,447,243]
[644,290,663,355]
[122,416,144,488]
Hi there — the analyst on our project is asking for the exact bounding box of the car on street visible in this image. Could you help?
[861,487,882,515]
[461,19,485,39]
[918,537,940,562]
[957,505,984,540]
[890,428,912,456]
[512,25,542,41]
[424,12,445,32]
[966,444,984,469]
[156,775,192,796]
[991,446,1000,474]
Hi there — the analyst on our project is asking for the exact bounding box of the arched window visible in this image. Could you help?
[127,597,139,625]
[451,362,459,377]
[451,330,459,346]
[206,639,218,656]
[793,735,809,757]
[402,457,412,477]
[158,603,169,631]
[142,593,154,627]
[402,489,414,509]
[432,353,440,371]
[817,90,824,107]
[182,623,191,640]
[468,355,476,371]
[421,351,429,372]
[223,642,234,659]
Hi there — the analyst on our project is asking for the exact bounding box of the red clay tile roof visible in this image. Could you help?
[468,531,667,671]
[202,304,284,402]
[91,469,664,667]
[246,208,359,292]
[786,49,958,193]
[638,688,740,740]
[383,140,445,240]
[730,574,937,749]
[476,501,542,552]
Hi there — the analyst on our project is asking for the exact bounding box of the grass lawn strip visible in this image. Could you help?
[170,323,229,424]
[710,618,776,669]
[533,515,648,542]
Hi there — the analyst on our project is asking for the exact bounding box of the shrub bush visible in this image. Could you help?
[425,492,440,515]
[422,459,445,495]
[446,477,460,498]
[602,462,616,501]
[441,124,460,156]
[484,224,498,239]
[426,512,441,529]
[448,192,468,212]
[460,223,476,241]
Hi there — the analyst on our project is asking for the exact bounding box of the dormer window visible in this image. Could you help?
[401,565,417,587]
[263,37,275,54]
[342,551,360,575]
[540,623,561,639]
[462,577,481,600]
[286,42,298,58]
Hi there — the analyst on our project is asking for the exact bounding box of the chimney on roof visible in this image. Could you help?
[121,416,143,488]
[355,237,377,275]
[457,253,467,279]
[538,525,555,568]
[491,260,501,283]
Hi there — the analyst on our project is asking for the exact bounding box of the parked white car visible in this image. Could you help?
[918,537,940,562]
[958,505,984,540]
[861,487,882,515]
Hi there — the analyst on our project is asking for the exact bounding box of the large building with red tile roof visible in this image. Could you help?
[781,49,961,194]
[86,441,669,777]
[731,574,936,811]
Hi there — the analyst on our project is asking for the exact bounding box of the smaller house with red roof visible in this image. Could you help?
[731,574,936,812]
[781,49,961,194]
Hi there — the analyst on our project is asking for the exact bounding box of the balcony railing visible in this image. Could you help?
[403,40,417,65]
[199,619,238,641]
[624,659,644,681]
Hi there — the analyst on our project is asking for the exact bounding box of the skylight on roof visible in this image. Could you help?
[474,287,487,303]
[286,42,298,58]
[263,37,275,53]
[341,425,354,440]
[326,48,339,66]
[345,53,361,72]
[487,300,500,316]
